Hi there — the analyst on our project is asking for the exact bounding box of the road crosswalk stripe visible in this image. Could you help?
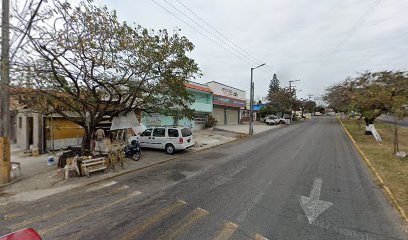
[120,199,187,240]
[254,233,269,240]
[10,184,130,230]
[158,207,209,240]
[213,221,239,240]
[38,191,142,236]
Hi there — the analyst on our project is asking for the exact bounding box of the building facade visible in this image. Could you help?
[141,82,213,130]
[206,81,246,125]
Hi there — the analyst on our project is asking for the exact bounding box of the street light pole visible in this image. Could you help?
[249,63,265,135]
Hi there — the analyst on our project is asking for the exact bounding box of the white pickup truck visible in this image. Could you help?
[265,116,290,125]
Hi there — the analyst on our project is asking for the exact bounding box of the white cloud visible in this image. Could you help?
[95,0,408,100]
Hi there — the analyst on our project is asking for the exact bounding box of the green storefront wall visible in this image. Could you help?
[141,90,213,129]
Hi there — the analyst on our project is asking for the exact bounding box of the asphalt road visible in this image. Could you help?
[1,116,407,240]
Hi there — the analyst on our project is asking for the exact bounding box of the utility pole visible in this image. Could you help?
[249,63,265,135]
[288,79,300,122]
[1,0,10,138]
[0,0,11,184]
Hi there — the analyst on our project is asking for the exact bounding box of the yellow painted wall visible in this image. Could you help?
[46,118,85,140]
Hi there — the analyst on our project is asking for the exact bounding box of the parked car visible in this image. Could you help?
[262,114,275,122]
[265,116,289,125]
[132,126,194,154]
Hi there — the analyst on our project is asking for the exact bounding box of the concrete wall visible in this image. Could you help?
[46,118,84,150]
[15,112,43,151]
[207,81,245,100]
[141,113,196,130]
[15,112,85,151]
[15,113,27,149]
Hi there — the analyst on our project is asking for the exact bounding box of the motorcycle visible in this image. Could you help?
[124,139,141,161]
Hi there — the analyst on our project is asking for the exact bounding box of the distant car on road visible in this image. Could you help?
[130,126,194,154]
[315,112,322,116]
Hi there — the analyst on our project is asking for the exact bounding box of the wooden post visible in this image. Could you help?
[0,137,11,183]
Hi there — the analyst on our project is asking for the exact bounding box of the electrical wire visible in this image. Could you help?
[330,0,382,54]
[309,0,382,78]
[151,0,258,66]
[173,0,274,72]
[152,0,273,74]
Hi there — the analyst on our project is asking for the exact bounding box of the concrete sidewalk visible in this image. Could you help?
[0,129,243,205]
[215,121,281,134]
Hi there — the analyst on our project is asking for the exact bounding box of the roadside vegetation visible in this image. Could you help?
[341,119,408,214]
[325,71,408,154]
[327,71,408,218]
[260,73,319,119]
[11,0,200,149]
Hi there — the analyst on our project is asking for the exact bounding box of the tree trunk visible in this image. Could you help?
[394,116,399,154]
[364,117,375,135]
[82,128,93,156]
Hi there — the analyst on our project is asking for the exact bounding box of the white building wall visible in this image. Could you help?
[206,82,245,100]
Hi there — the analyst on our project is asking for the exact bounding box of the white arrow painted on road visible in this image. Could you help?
[300,178,333,224]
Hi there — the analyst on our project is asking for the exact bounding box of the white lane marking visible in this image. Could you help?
[210,164,247,190]
[86,181,117,192]
[118,185,129,190]
[237,191,264,222]
[255,233,269,240]
[300,178,333,224]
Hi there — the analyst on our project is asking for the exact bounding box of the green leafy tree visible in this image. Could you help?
[14,0,201,149]
[325,71,408,142]
[268,73,280,98]
[304,100,317,113]
[315,106,326,114]
[269,88,294,117]
[323,78,354,113]
[259,105,277,118]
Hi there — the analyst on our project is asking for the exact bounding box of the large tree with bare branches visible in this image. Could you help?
[13,0,200,149]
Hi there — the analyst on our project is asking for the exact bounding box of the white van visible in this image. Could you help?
[131,126,194,154]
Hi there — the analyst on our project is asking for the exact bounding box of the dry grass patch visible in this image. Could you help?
[342,119,408,214]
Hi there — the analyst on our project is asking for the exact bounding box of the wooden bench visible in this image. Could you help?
[81,157,107,177]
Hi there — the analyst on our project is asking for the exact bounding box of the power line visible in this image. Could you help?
[173,0,274,72]
[161,0,272,72]
[10,0,44,61]
[151,0,257,67]
[330,0,382,54]
[309,0,382,78]
[152,0,274,74]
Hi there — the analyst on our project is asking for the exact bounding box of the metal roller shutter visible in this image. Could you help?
[213,106,225,125]
[226,108,239,125]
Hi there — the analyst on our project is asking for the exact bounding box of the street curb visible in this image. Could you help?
[337,118,408,225]
[81,125,290,188]
[81,135,247,188]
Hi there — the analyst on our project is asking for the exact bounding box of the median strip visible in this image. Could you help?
[338,118,408,224]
